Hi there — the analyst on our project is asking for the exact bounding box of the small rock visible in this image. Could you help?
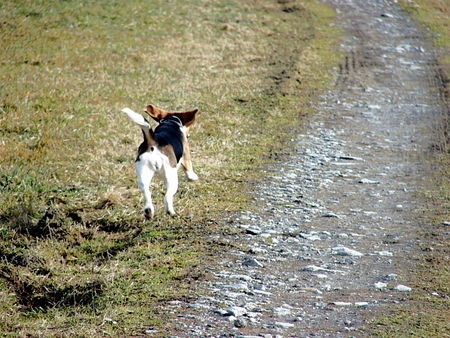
[234,317,247,328]
[242,257,264,268]
[214,309,229,316]
[230,274,253,281]
[355,302,369,307]
[322,212,340,218]
[104,317,117,325]
[332,246,364,257]
[274,306,291,316]
[302,265,327,272]
[338,155,363,161]
[394,284,412,292]
[299,232,321,241]
[358,178,380,184]
[275,322,295,329]
[225,306,247,317]
[246,226,262,235]
[253,289,273,296]
[225,282,249,291]
[332,302,352,306]
[381,12,394,18]
[145,329,159,334]
[374,282,388,289]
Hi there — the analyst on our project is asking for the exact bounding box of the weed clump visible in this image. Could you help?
[0,266,103,310]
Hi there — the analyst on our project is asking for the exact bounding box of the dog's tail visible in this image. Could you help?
[122,108,155,146]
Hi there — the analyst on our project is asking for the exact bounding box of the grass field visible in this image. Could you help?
[0,0,339,335]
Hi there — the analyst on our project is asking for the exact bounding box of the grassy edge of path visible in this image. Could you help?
[370,1,450,336]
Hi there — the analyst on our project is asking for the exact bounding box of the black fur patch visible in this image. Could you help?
[153,117,183,163]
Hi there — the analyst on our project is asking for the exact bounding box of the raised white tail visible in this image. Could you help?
[122,107,155,147]
[122,107,150,129]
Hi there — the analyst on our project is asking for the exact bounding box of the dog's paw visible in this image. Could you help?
[185,171,199,181]
[166,209,176,217]
[144,207,154,220]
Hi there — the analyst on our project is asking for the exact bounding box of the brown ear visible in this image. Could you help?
[173,109,198,127]
[145,104,198,126]
[145,104,170,122]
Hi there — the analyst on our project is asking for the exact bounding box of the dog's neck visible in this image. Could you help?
[159,115,183,128]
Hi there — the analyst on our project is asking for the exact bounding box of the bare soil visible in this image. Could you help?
[165,0,448,336]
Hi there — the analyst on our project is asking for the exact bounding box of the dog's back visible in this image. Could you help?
[153,117,184,164]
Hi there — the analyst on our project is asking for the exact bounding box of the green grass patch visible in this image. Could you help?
[0,0,340,335]
[398,0,449,85]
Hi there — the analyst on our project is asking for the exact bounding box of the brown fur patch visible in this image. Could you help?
[160,145,178,168]
[145,104,198,127]
[181,134,193,172]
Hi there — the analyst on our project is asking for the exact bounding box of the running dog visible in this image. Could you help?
[121,104,199,219]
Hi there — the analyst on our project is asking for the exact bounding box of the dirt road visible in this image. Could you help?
[166,0,447,336]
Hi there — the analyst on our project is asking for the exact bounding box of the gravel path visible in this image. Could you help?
[166,0,446,336]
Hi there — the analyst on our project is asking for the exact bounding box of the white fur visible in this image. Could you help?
[185,170,199,181]
[135,150,178,217]
[121,107,150,129]
[122,107,194,218]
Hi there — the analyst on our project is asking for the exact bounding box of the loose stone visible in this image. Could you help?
[332,246,364,257]
[321,212,340,218]
[225,306,247,317]
[377,251,393,256]
[242,257,264,268]
[246,226,262,235]
[274,306,291,316]
[394,284,412,292]
[358,178,380,184]
[374,282,388,289]
[355,302,369,307]
[275,322,295,329]
[332,302,352,306]
[234,317,247,328]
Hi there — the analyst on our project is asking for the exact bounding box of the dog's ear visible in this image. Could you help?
[174,109,198,127]
[146,105,199,126]
[145,104,169,122]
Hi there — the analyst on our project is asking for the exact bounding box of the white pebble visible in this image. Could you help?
[332,246,364,256]
[275,322,295,329]
[355,302,369,307]
[394,284,412,292]
[225,306,247,317]
[359,178,380,184]
[374,282,388,289]
[332,301,352,306]
[274,307,291,316]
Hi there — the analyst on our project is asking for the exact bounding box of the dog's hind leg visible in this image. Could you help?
[136,160,155,219]
[181,134,199,181]
[163,166,178,216]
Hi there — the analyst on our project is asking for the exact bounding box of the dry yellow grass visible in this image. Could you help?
[0,0,340,335]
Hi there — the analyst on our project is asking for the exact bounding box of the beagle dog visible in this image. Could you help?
[122,104,199,219]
